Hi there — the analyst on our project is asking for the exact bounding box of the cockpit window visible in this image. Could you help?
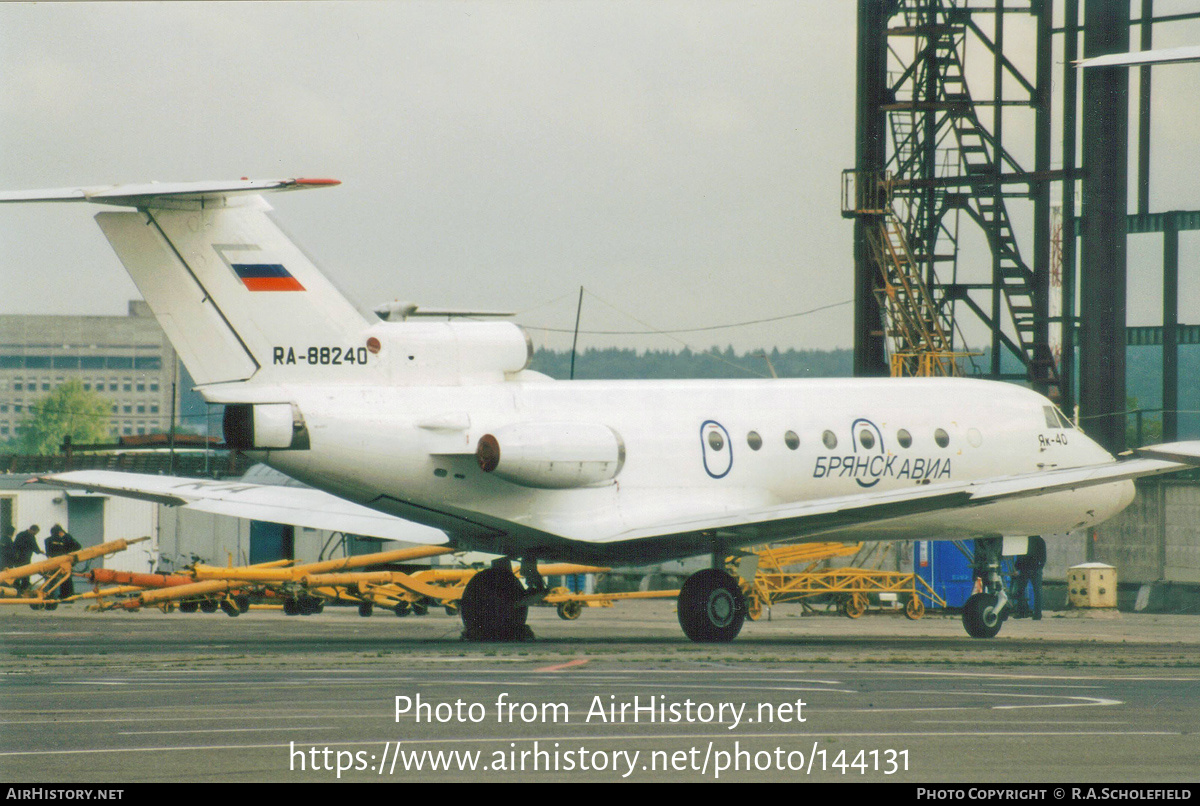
[1043,406,1074,429]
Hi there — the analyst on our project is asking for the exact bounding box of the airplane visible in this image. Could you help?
[1076,44,1200,69]
[4,177,1200,642]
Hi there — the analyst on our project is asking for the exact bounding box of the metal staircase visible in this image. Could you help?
[848,0,1062,399]
[869,187,962,377]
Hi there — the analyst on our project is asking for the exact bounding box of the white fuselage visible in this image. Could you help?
[252,376,1133,563]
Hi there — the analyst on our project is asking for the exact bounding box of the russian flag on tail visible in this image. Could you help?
[231,263,306,292]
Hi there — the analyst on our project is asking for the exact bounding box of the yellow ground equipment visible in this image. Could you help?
[737,541,946,620]
[341,562,613,618]
[0,537,150,609]
[82,547,622,620]
[15,542,684,624]
[543,588,681,620]
[154,545,458,615]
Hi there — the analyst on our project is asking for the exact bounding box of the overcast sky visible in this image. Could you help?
[2,2,1199,355]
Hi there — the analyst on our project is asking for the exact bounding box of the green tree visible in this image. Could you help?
[15,380,112,455]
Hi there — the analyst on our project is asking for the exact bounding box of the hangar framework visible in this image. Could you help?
[846,0,1200,453]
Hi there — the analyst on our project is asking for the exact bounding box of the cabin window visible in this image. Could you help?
[784,430,800,450]
[747,431,762,451]
[934,428,950,448]
[708,430,725,451]
[897,429,912,448]
[858,430,875,449]
[822,430,838,449]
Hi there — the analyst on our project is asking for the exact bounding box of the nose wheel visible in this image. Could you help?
[960,536,1012,638]
[677,569,746,643]
[962,592,1005,638]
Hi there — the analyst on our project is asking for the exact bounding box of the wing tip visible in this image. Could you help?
[0,177,342,206]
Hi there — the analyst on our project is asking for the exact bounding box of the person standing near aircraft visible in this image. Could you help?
[44,524,81,598]
[10,525,42,593]
[1010,537,1047,620]
[0,524,15,570]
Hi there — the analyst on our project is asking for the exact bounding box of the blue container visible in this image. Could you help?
[915,539,976,609]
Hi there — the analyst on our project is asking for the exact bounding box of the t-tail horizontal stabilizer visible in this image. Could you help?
[0,179,371,387]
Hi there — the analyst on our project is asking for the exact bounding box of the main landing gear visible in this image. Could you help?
[677,568,747,643]
[459,557,542,641]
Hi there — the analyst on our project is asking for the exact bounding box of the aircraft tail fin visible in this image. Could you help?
[2,179,371,387]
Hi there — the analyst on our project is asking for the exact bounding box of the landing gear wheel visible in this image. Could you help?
[394,601,410,618]
[460,566,530,641]
[43,601,58,612]
[745,594,763,621]
[219,598,240,617]
[677,569,746,643]
[282,597,301,616]
[234,594,251,613]
[358,602,374,617]
[556,600,583,621]
[904,595,925,620]
[411,600,429,617]
[179,600,199,614]
[199,599,218,614]
[444,603,459,616]
[962,592,1005,638]
[843,593,868,619]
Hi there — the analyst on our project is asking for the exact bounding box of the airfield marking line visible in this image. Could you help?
[876,689,1123,709]
[432,678,854,694]
[0,714,377,726]
[559,681,857,694]
[534,659,590,672]
[881,670,1200,683]
[41,680,389,692]
[117,726,335,735]
[0,731,1182,758]
[989,683,1106,689]
[914,720,1129,725]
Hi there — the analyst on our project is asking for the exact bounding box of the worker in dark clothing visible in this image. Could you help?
[44,524,81,599]
[1,524,15,570]
[1011,536,1047,620]
[10,525,42,593]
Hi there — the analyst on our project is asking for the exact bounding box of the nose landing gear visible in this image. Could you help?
[961,536,1018,638]
[962,590,1006,638]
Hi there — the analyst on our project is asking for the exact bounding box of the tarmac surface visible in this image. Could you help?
[1,601,1198,783]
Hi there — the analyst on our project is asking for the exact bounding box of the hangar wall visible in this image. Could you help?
[1094,478,1200,586]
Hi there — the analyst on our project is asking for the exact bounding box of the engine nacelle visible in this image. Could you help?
[475,422,625,489]
[364,320,532,385]
[223,403,310,450]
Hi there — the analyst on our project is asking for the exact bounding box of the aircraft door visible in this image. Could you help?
[700,420,733,479]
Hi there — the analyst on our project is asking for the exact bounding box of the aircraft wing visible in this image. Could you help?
[1075,45,1200,68]
[39,443,1200,562]
[602,445,1200,552]
[39,470,449,545]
